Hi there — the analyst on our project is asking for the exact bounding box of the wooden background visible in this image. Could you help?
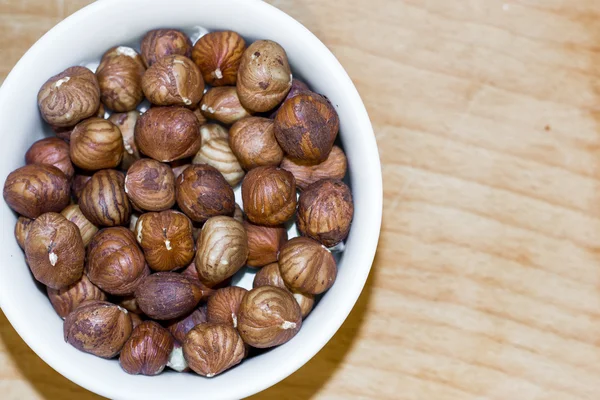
[2,0,600,399]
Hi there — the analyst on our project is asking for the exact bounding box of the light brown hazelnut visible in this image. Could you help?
[165,307,208,344]
[134,106,201,162]
[141,29,192,67]
[117,296,144,315]
[278,237,337,295]
[60,204,99,246]
[24,212,84,289]
[237,286,302,348]
[63,300,132,358]
[191,105,208,126]
[96,46,146,112]
[198,123,228,141]
[86,227,148,295]
[108,111,141,171]
[292,291,315,319]
[38,66,100,128]
[120,321,175,375]
[206,286,248,328]
[229,117,283,170]
[142,55,204,107]
[79,169,131,227]
[192,125,245,186]
[233,203,244,223]
[130,313,144,330]
[241,166,296,226]
[135,210,195,272]
[14,216,34,249]
[237,40,292,112]
[25,137,74,178]
[3,164,70,219]
[125,159,176,211]
[280,145,347,190]
[47,275,106,319]
[199,86,251,125]
[192,31,246,86]
[244,221,287,267]
[70,118,124,170]
[195,216,248,287]
[71,173,92,201]
[176,164,235,223]
[183,323,245,377]
[274,92,339,163]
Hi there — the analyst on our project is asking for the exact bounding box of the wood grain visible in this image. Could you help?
[2,0,600,399]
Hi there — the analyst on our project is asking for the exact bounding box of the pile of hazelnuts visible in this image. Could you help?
[3,28,353,377]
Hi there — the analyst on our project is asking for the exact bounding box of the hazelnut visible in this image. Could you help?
[47,275,106,319]
[125,159,176,211]
[280,145,347,190]
[183,323,245,377]
[278,237,337,295]
[241,166,296,226]
[52,125,74,142]
[292,291,315,319]
[237,286,302,348]
[96,46,146,112]
[191,105,208,125]
[142,55,204,107]
[135,210,195,271]
[270,79,311,116]
[229,117,283,170]
[192,125,245,186]
[195,216,248,287]
[198,123,228,141]
[206,286,248,328]
[108,111,141,171]
[24,212,84,289]
[199,86,251,125]
[86,227,148,295]
[176,164,235,223]
[119,321,175,375]
[180,261,200,280]
[167,342,190,372]
[135,272,210,320]
[134,106,201,162]
[60,204,99,246]
[237,40,292,112]
[274,93,339,163]
[141,29,192,67]
[63,300,132,358]
[70,118,124,170]
[130,313,144,330]
[79,169,131,227]
[165,307,208,344]
[192,31,246,86]
[244,221,287,267]
[14,216,34,249]
[297,179,354,247]
[171,163,191,179]
[117,296,144,315]
[96,103,107,118]
[129,212,140,233]
[37,66,100,128]
[25,137,74,178]
[3,164,70,219]
[233,203,244,223]
[71,173,91,201]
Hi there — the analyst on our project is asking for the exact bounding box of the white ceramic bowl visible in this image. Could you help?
[0,0,382,398]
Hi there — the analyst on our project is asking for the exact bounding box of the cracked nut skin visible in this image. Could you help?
[71,173,92,201]
[60,204,99,247]
[135,106,201,162]
[24,212,84,289]
[237,286,302,348]
[108,111,141,171]
[192,31,246,86]
[278,236,337,295]
[135,210,195,272]
[70,118,124,171]
[79,169,131,227]
[229,117,283,170]
[142,55,204,107]
[193,124,245,186]
[297,179,354,247]
[86,227,148,296]
[96,46,146,112]
[274,92,339,163]
[176,164,235,223]
[195,216,248,287]
[241,166,296,226]
[237,40,292,112]
[135,272,209,320]
[120,321,175,375]
[199,86,251,125]
[14,216,34,249]
[183,323,246,377]
[165,306,208,344]
[206,286,248,328]
[38,66,100,128]
[244,221,288,268]
[4,164,70,219]
[280,145,347,190]
[25,137,74,178]
[141,29,192,67]
[47,274,106,319]
[63,300,132,358]
[125,159,176,211]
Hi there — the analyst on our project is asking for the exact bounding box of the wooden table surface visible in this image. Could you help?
[2,0,600,399]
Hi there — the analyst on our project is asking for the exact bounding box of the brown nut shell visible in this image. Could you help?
[241,166,296,226]
[96,46,146,112]
[47,274,106,319]
[119,321,175,375]
[14,216,34,249]
[165,307,208,344]
[3,164,70,219]
[25,137,74,178]
[183,323,245,377]
[125,159,176,211]
[244,222,288,268]
[38,66,100,128]
[199,86,251,125]
[70,118,124,170]
[141,29,192,67]
[109,111,141,171]
[229,117,283,170]
[60,204,99,247]
[237,286,302,348]
[142,55,204,107]
[192,125,245,186]
[79,169,131,227]
[206,286,248,328]
[280,145,347,190]
[192,31,246,86]
[63,300,132,358]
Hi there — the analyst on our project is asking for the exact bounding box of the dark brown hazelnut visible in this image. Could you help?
[108,111,142,171]
[3,164,70,219]
[180,261,200,280]
[269,79,311,118]
[141,29,192,67]
[142,55,204,107]
[206,286,248,328]
[70,118,124,170]
[14,216,34,249]
[60,204,99,247]
[96,46,146,112]
[38,66,100,128]
[79,169,131,227]
[199,86,251,125]
[165,307,208,344]
[119,321,175,375]
[25,137,74,178]
[229,117,283,170]
[244,221,287,268]
[280,145,347,190]
[192,31,246,86]
[125,159,176,211]
[192,124,245,186]
[71,173,91,201]
[241,166,296,226]
[47,275,106,319]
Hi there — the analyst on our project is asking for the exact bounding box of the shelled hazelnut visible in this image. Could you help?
[206,286,248,328]
[130,313,144,330]
[60,204,99,246]
[280,145,347,190]
[108,111,141,171]
[125,159,176,211]
[120,321,175,376]
[14,216,34,249]
[244,221,287,268]
[142,55,204,107]
[71,173,92,201]
[47,275,106,318]
[70,118,124,170]
[141,29,192,67]
[96,46,146,112]
[199,86,251,125]
[269,79,311,118]
[241,166,296,226]
[25,137,74,178]
[165,307,207,344]
[192,31,246,86]
[233,203,244,224]
[192,124,244,186]
[229,117,283,170]
[117,296,144,315]
[79,169,131,227]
